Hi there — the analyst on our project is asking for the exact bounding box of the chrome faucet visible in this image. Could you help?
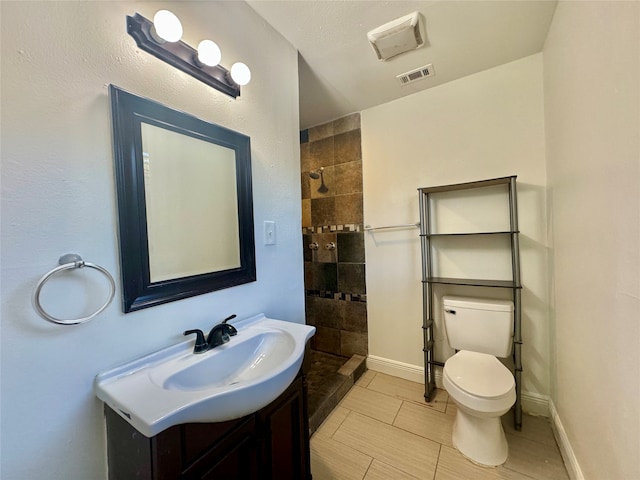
[184,314,238,354]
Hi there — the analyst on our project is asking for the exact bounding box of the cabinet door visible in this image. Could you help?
[180,417,259,480]
[259,376,310,480]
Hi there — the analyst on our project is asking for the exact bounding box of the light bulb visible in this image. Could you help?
[230,62,251,86]
[197,40,221,67]
[153,10,183,43]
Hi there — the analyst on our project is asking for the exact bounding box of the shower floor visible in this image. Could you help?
[306,349,366,434]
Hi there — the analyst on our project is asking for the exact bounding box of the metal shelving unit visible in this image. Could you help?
[418,176,523,430]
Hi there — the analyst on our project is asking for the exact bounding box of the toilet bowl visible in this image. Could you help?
[443,350,516,466]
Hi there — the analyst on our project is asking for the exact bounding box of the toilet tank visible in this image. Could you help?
[443,296,514,357]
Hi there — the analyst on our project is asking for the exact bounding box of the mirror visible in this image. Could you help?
[109,85,256,313]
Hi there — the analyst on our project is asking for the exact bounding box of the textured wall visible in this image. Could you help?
[0,2,301,479]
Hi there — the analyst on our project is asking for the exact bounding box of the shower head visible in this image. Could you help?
[309,167,328,193]
[309,167,324,180]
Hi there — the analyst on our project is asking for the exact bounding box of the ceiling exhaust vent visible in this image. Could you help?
[396,64,435,86]
[368,12,425,61]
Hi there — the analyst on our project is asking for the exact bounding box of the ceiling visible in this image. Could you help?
[247,0,558,129]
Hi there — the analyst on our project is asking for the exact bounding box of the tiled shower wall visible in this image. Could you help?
[300,113,368,358]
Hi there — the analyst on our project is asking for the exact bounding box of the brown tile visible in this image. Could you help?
[310,393,340,435]
[338,355,366,379]
[335,193,363,224]
[341,330,368,357]
[310,262,337,291]
[308,121,334,142]
[337,232,365,263]
[333,114,361,135]
[338,263,366,294]
[300,141,310,172]
[313,232,337,263]
[341,300,368,333]
[334,161,363,195]
[311,196,336,227]
[304,261,314,290]
[301,172,311,199]
[303,234,312,262]
[335,376,355,403]
[305,295,318,324]
[313,326,341,355]
[308,296,344,329]
[310,136,335,170]
[334,130,362,165]
[301,199,312,227]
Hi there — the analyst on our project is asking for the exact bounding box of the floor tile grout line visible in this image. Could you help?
[432,444,443,480]
[327,407,352,440]
[370,458,424,480]
[390,399,403,425]
[360,456,374,480]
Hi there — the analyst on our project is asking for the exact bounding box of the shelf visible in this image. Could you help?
[418,175,515,194]
[420,231,518,238]
[419,175,522,429]
[423,277,521,288]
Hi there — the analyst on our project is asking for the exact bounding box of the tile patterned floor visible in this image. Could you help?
[310,370,569,480]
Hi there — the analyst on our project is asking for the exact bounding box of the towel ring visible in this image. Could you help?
[33,254,116,325]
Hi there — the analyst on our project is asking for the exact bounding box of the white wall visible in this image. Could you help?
[543,2,639,478]
[0,2,302,479]
[362,54,550,413]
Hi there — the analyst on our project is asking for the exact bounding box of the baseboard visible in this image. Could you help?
[549,399,585,480]
[521,391,550,417]
[366,355,425,384]
[366,354,550,416]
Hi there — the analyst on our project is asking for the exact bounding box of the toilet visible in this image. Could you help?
[442,296,516,467]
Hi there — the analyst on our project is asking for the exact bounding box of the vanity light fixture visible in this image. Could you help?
[127,11,251,98]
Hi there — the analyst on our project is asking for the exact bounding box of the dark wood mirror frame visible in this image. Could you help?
[109,85,256,313]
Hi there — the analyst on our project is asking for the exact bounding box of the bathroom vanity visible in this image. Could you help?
[104,372,310,480]
[95,314,316,480]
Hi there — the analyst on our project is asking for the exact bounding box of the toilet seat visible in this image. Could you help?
[444,350,514,398]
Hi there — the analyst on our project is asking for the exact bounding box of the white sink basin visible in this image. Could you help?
[94,314,315,437]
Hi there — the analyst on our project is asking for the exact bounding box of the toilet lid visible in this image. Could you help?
[444,350,514,398]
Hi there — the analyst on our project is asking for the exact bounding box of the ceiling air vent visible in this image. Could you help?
[396,64,435,86]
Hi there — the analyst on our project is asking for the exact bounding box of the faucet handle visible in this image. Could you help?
[222,314,237,324]
[184,329,208,353]
[222,314,238,336]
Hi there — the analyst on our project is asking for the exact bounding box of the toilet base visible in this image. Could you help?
[451,408,509,467]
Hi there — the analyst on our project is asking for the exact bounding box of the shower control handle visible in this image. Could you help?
[309,242,319,250]
[325,242,336,250]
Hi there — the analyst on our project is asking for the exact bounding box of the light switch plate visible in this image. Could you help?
[264,221,276,245]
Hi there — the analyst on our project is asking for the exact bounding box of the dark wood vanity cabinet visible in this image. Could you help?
[105,374,311,480]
